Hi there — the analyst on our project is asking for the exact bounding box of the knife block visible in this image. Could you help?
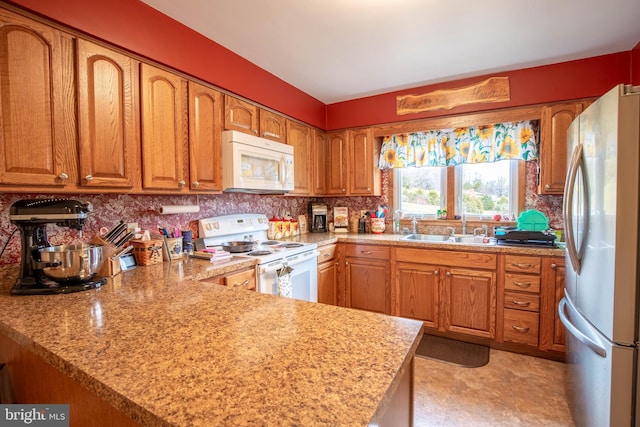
[91,235,122,277]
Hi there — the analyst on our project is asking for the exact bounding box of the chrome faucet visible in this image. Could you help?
[446,226,455,237]
[461,212,467,235]
[411,216,418,234]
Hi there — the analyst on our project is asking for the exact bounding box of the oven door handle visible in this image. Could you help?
[257,250,318,274]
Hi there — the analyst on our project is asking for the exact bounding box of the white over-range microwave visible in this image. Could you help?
[221,130,294,194]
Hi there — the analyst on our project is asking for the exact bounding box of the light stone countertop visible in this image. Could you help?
[0,259,423,426]
[291,231,566,256]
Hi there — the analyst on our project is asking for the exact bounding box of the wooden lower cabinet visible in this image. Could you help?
[396,262,440,329]
[344,244,390,314]
[395,247,497,340]
[540,257,566,352]
[201,267,256,291]
[444,268,496,339]
[317,244,339,305]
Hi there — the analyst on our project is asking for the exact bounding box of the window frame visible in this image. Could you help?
[392,160,525,219]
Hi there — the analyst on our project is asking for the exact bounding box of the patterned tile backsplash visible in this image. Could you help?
[0,162,561,265]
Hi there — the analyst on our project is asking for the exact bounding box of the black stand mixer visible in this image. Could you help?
[9,199,106,295]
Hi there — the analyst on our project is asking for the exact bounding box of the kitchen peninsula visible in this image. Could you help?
[0,258,422,426]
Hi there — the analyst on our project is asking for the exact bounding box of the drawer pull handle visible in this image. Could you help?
[512,325,530,333]
[512,263,532,268]
[323,253,331,258]
[231,279,250,287]
[512,300,531,307]
[360,250,373,255]
[512,281,531,289]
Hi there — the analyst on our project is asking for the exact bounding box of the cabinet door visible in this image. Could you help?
[540,257,566,352]
[444,268,496,339]
[349,128,381,196]
[345,258,389,314]
[318,260,338,305]
[224,95,258,135]
[538,102,583,195]
[286,120,312,195]
[326,131,348,195]
[396,262,440,329]
[188,81,223,192]
[0,9,77,186]
[260,109,286,143]
[77,39,139,189]
[140,63,189,191]
[313,130,327,195]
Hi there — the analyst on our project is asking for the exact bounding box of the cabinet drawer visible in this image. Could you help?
[503,309,539,346]
[317,244,337,263]
[346,244,389,260]
[504,255,541,274]
[504,291,539,312]
[504,273,541,293]
[224,269,256,291]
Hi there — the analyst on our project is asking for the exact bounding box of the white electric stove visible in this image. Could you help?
[197,214,318,301]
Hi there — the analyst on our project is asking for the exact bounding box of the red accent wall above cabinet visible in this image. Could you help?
[632,42,640,85]
[326,52,632,130]
[8,0,326,129]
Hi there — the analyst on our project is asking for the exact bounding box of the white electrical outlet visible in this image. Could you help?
[127,222,139,232]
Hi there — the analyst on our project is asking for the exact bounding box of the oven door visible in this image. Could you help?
[257,250,318,302]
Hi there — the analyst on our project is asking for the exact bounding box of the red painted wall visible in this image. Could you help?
[632,42,640,85]
[6,0,327,129]
[326,52,631,130]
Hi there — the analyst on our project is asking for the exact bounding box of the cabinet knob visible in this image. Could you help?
[551,263,557,269]
[58,172,68,180]
[434,270,439,275]
[446,271,451,276]
[85,175,93,182]
[545,184,551,189]
[342,188,346,193]
[193,181,200,188]
[178,180,186,187]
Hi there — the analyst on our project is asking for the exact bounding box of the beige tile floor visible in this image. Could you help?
[414,349,575,426]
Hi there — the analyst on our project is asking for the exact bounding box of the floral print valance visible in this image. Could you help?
[378,120,538,169]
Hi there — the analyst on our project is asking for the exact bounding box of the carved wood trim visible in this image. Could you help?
[397,77,510,115]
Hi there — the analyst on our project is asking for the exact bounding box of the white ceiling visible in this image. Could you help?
[142,0,640,104]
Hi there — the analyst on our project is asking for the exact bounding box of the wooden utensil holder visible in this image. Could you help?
[90,235,122,277]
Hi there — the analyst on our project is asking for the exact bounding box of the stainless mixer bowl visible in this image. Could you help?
[39,244,104,284]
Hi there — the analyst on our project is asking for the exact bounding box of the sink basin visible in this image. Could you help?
[401,234,450,242]
[401,234,483,244]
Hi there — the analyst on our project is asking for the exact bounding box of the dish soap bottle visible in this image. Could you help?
[393,210,401,234]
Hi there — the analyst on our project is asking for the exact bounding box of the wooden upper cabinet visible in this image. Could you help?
[313,130,328,195]
[286,120,312,195]
[77,39,140,189]
[188,81,223,192]
[260,109,286,143]
[326,131,348,195]
[224,96,258,135]
[140,63,189,191]
[0,9,77,186]
[538,102,584,195]
[349,128,381,196]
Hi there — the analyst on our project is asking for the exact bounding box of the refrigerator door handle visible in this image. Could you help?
[558,296,607,358]
[563,144,588,273]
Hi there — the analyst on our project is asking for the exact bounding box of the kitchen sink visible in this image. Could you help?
[401,234,483,244]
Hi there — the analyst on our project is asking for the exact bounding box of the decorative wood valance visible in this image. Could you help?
[396,77,511,115]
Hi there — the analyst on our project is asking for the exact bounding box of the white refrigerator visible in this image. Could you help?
[559,84,640,426]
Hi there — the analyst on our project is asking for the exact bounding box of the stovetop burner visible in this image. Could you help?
[247,250,273,256]
[278,242,304,248]
[261,240,280,246]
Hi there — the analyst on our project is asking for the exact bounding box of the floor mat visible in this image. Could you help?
[415,334,489,368]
